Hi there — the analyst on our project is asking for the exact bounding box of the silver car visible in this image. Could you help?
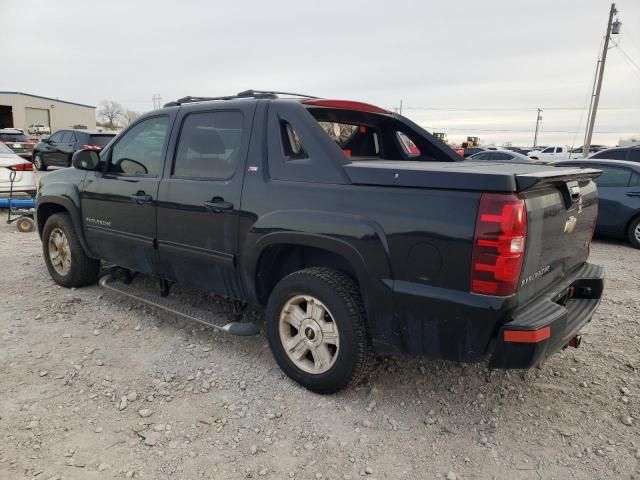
[0,142,36,196]
[469,149,549,164]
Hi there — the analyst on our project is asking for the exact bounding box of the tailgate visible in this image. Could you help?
[516,168,600,304]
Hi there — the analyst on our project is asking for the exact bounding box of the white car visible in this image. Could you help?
[527,146,570,162]
[0,142,36,196]
[27,123,51,135]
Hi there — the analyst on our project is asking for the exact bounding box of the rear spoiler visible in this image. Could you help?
[516,167,601,191]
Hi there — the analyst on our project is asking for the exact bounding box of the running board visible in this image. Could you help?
[98,274,260,336]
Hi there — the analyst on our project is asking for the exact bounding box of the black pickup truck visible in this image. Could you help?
[36,90,604,393]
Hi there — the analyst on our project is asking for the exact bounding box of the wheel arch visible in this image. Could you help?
[240,210,399,354]
[36,195,95,258]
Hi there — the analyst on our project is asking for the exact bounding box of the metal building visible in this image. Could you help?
[0,91,96,132]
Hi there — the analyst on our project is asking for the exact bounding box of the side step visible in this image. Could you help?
[99,274,260,336]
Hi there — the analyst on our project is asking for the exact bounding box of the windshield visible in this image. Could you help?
[0,133,29,142]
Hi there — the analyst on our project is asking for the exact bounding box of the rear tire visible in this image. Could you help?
[627,216,640,249]
[42,213,100,287]
[33,153,47,171]
[266,267,374,394]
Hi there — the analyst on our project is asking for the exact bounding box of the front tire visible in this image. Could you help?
[42,213,100,287]
[33,153,47,171]
[266,267,374,394]
[627,216,640,249]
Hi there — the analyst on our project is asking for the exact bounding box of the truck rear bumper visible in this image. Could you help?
[489,262,604,369]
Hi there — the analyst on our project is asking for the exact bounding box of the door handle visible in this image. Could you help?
[204,197,234,213]
[130,192,153,205]
[626,192,640,197]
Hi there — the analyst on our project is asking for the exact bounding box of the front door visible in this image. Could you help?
[81,115,173,273]
[41,130,65,165]
[156,106,254,297]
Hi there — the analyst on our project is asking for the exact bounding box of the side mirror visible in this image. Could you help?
[72,149,100,171]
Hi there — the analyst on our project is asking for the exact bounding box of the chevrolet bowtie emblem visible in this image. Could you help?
[564,216,577,233]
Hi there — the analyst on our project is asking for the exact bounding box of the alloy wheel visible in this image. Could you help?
[278,295,340,374]
[48,227,71,276]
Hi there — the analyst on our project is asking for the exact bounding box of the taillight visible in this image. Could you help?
[471,193,527,296]
[82,144,102,151]
[8,163,33,171]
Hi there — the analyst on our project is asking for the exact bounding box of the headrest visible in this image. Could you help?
[185,127,225,155]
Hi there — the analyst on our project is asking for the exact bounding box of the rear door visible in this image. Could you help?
[80,114,174,273]
[156,104,255,296]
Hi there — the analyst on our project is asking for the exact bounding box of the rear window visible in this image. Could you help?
[89,135,115,148]
[0,143,14,154]
[627,149,640,162]
[0,133,28,142]
[306,107,456,162]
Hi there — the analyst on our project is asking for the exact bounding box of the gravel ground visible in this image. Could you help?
[0,222,639,480]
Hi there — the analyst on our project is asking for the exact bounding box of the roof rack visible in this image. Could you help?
[163,89,318,107]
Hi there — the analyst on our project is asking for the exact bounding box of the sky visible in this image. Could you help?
[2,0,639,147]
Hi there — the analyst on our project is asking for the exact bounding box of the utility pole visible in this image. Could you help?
[399,99,403,115]
[152,94,162,110]
[533,108,542,148]
[584,3,620,156]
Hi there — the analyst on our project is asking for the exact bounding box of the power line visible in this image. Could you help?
[402,105,640,111]
[614,43,640,72]
[421,126,636,134]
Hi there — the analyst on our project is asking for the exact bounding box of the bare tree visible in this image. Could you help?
[122,109,140,126]
[98,100,124,129]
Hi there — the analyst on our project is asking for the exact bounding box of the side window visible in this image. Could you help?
[594,166,632,187]
[492,152,512,161]
[630,171,640,186]
[49,131,64,143]
[108,116,169,177]
[473,152,490,160]
[542,147,554,153]
[173,111,243,179]
[62,132,76,143]
[627,149,640,162]
[280,121,307,159]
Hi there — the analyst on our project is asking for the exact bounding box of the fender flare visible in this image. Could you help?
[36,191,95,258]
[240,210,398,350]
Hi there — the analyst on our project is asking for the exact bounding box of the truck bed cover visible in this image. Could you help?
[344,161,601,192]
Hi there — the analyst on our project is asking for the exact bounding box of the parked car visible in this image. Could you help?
[463,146,485,157]
[0,142,36,196]
[468,149,546,164]
[27,123,51,135]
[32,129,116,171]
[583,145,640,162]
[568,145,608,159]
[528,146,570,162]
[556,159,640,248]
[0,128,37,159]
[36,90,603,393]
